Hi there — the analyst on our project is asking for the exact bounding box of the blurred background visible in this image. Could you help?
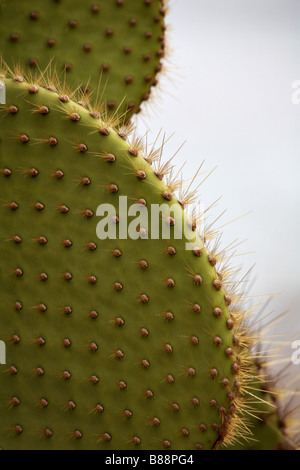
[135,0,300,373]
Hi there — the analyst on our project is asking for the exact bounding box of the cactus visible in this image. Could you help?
[224,371,300,450]
[223,365,283,450]
[0,0,167,120]
[0,69,259,450]
[224,335,300,450]
[1,1,299,453]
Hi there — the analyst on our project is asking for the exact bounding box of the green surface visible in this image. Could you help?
[0,0,166,120]
[0,76,247,450]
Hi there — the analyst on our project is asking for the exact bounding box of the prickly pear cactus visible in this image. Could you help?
[0,0,167,119]
[0,71,253,450]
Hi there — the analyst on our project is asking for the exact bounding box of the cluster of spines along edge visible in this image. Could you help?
[0,69,259,450]
[224,361,287,450]
[0,0,168,121]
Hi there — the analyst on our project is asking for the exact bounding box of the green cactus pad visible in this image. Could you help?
[0,73,252,450]
[0,0,166,120]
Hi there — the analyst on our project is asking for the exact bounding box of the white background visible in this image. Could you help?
[135,0,300,373]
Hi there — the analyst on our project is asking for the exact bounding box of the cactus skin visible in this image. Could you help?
[0,0,166,120]
[0,73,252,450]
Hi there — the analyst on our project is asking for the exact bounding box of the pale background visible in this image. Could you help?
[135,0,300,374]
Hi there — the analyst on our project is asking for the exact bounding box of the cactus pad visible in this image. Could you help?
[0,72,252,450]
[0,0,167,120]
